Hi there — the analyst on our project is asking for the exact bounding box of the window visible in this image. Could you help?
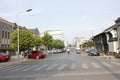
[2,31,4,38]
[5,31,7,38]
[1,44,4,48]
[8,44,10,48]
[5,44,7,48]
[8,32,10,39]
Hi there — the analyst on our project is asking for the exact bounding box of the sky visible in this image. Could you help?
[0,0,120,43]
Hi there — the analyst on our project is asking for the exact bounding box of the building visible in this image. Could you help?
[73,37,85,48]
[92,32,108,54]
[46,29,64,40]
[93,17,120,55]
[0,17,15,49]
[28,28,40,36]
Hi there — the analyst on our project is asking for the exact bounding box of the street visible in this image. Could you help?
[0,50,120,80]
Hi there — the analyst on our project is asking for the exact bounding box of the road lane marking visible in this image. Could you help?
[53,71,120,77]
[82,63,88,69]
[23,65,38,71]
[57,64,66,70]
[101,62,113,67]
[70,63,76,70]
[10,65,30,72]
[46,64,57,70]
[0,65,14,70]
[5,65,21,71]
[91,62,101,68]
[112,62,120,66]
[34,64,48,71]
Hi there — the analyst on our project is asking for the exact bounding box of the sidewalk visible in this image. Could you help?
[0,56,28,68]
[11,55,27,61]
[100,54,115,59]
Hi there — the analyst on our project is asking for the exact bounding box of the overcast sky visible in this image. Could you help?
[0,0,120,43]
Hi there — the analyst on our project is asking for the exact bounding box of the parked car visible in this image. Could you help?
[62,48,66,53]
[0,52,11,61]
[27,51,46,59]
[87,48,99,56]
[76,48,80,54]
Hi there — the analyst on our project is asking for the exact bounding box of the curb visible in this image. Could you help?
[100,55,115,59]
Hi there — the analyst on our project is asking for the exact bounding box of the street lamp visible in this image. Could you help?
[17,9,32,61]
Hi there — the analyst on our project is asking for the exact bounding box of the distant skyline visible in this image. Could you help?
[0,0,120,43]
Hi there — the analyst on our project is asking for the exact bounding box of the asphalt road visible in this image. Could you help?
[0,50,120,80]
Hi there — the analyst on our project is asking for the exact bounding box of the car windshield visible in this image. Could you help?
[0,1,120,80]
[91,49,97,52]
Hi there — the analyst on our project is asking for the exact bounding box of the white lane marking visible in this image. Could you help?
[46,64,57,70]
[34,64,48,71]
[5,65,21,71]
[82,63,88,69]
[23,65,38,71]
[112,62,120,66]
[57,64,66,70]
[0,65,14,70]
[101,62,113,67]
[10,65,30,72]
[70,63,76,69]
[91,62,101,68]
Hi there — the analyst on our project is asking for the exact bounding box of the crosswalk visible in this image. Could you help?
[0,61,120,73]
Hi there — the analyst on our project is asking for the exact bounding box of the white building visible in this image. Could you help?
[46,29,63,40]
[45,29,68,47]
[73,37,85,48]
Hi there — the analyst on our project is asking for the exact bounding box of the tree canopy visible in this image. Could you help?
[82,39,95,48]
[42,32,53,50]
[52,39,65,49]
[11,29,34,51]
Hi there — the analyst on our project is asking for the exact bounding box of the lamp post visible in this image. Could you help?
[17,9,32,61]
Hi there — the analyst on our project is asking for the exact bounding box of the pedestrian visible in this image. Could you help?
[67,48,70,54]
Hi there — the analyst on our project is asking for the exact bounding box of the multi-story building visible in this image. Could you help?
[0,17,15,49]
[0,17,40,50]
[73,37,85,48]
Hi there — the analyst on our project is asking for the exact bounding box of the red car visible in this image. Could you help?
[0,52,11,61]
[28,51,46,59]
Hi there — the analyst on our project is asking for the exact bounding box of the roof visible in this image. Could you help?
[104,24,117,32]
[28,28,40,36]
[0,17,14,26]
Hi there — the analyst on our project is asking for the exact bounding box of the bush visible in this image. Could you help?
[0,49,16,55]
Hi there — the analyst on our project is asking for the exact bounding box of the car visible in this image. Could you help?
[76,48,80,54]
[87,48,99,56]
[0,52,11,62]
[61,48,66,53]
[27,51,46,59]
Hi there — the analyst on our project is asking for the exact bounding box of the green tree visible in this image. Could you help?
[42,32,53,50]
[11,29,34,51]
[52,39,65,49]
[82,39,95,48]
[34,36,43,46]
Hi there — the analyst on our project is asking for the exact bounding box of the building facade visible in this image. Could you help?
[28,28,40,36]
[93,17,120,55]
[0,17,15,49]
[73,37,85,48]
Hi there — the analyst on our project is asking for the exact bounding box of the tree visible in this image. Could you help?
[52,39,65,49]
[34,36,43,46]
[82,39,95,49]
[11,29,34,51]
[42,32,53,50]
